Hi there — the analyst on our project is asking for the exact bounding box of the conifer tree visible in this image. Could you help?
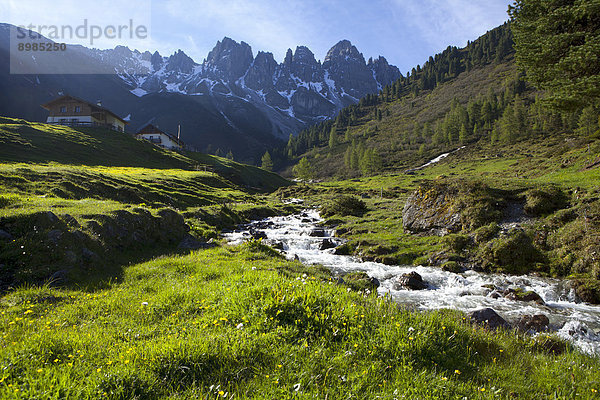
[293,157,314,181]
[329,126,338,149]
[577,107,599,136]
[261,151,273,171]
[509,0,600,110]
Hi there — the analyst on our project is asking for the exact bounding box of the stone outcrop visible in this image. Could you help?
[402,184,462,236]
[394,271,428,290]
[516,314,550,333]
[402,181,505,236]
[469,308,510,330]
[503,288,545,305]
[0,208,197,290]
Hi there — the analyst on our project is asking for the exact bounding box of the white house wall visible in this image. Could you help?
[136,133,181,150]
[47,116,92,123]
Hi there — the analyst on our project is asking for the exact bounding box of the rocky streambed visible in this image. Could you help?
[224,209,600,356]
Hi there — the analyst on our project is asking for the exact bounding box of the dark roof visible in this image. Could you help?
[41,94,128,124]
[135,123,184,146]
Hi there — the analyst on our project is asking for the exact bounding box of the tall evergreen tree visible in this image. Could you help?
[261,151,273,171]
[509,0,600,110]
[329,126,338,149]
[292,157,315,181]
[577,106,599,136]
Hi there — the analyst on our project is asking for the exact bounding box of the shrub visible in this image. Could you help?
[524,186,568,216]
[473,222,500,244]
[478,229,545,274]
[321,195,367,217]
[441,234,471,253]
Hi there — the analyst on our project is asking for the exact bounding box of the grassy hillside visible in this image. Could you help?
[0,117,290,192]
[0,119,294,290]
[283,58,520,178]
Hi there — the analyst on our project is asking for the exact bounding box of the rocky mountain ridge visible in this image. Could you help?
[79,36,402,135]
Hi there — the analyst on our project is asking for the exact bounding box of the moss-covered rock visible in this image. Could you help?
[503,288,545,305]
[402,180,505,236]
[473,222,500,244]
[342,271,380,292]
[571,278,600,304]
[441,261,464,273]
[441,234,471,253]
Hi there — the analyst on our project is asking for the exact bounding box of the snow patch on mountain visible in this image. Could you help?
[130,88,148,97]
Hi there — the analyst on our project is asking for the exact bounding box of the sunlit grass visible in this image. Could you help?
[1,245,598,399]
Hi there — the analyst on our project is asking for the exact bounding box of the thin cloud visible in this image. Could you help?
[394,0,510,52]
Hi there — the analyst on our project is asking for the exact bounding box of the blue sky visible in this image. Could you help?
[3,0,512,73]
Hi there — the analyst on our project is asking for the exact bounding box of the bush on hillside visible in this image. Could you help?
[321,195,367,217]
[524,186,568,216]
[478,229,545,274]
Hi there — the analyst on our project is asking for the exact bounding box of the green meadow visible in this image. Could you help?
[0,119,599,398]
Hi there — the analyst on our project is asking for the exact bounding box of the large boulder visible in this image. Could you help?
[178,234,208,250]
[503,288,545,305]
[469,308,510,330]
[249,230,268,240]
[394,271,428,290]
[309,228,326,237]
[402,185,462,236]
[402,181,504,236]
[517,314,550,333]
[319,239,336,250]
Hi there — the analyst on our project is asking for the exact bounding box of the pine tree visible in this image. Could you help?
[459,125,468,144]
[261,151,273,171]
[329,126,338,149]
[509,0,600,110]
[344,146,353,169]
[292,157,314,181]
[344,127,352,142]
[577,107,599,136]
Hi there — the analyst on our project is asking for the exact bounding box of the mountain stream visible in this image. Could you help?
[224,209,600,356]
